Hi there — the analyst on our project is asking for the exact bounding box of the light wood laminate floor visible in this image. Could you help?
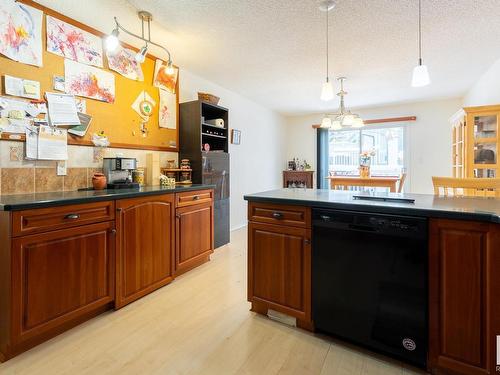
[0,227,428,375]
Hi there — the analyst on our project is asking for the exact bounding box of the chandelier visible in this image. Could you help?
[321,77,364,130]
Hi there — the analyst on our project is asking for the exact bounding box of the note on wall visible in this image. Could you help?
[107,47,144,81]
[46,92,80,125]
[4,75,41,100]
[46,15,103,67]
[153,59,178,94]
[38,125,68,160]
[159,89,176,129]
[65,59,115,103]
[0,0,43,66]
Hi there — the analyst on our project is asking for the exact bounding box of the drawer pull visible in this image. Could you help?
[272,212,284,219]
[64,213,80,220]
[193,195,200,200]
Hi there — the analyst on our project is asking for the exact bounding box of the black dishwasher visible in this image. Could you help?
[312,208,428,368]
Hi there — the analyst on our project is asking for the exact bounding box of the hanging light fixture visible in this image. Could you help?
[321,77,364,130]
[411,0,430,87]
[319,0,336,101]
[105,11,175,75]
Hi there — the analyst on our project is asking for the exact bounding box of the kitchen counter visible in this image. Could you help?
[244,188,500,223]
[0,184,215,211]
[245,188,500,375]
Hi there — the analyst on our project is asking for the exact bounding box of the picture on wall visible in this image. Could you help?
[64,59,115,103]
[153,59,178,94]
[0,0,43,67]
[106,47,144,81]
[159,88,176,129]
[46,15,103,67]
[231,129,241,145]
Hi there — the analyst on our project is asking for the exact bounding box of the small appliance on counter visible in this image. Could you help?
[103,157,140,189]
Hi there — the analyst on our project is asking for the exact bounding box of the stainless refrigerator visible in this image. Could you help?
[202,152,230,248]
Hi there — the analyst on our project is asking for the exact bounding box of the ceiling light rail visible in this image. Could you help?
[105,11,175,74]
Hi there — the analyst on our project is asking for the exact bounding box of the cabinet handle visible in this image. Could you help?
[272,212,284,219]
[116,208,123,212]
[176,213,181,219]
[193,195,200,200]
[64,213,80,220]
[110,229,117,235]
[304,239,311,245]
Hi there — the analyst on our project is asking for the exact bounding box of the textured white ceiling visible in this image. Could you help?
[123,1,500,114]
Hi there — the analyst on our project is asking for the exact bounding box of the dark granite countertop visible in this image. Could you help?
[244,189,500,224]
[0,184,215,211]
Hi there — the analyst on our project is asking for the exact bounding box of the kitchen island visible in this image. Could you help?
[244,189,500,375]
[0,185,215,362]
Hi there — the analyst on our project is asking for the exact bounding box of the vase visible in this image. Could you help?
[359,166,370,178]
[92,173,107,190]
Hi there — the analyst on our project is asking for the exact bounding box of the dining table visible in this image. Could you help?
[326,175,401,192]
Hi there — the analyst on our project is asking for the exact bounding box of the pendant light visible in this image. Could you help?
[319,0,335,101]
[411,0,430,87]
[321,77,364,130]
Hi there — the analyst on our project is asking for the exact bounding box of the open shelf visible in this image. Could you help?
[202,122,227,130]
[202,132,227,139]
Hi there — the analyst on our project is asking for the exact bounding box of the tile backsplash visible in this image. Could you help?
[0,141,178,195]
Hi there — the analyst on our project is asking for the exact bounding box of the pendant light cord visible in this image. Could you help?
[418,0,422,65]
[326,8,329,82]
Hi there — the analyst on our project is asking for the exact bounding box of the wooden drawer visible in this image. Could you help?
[248,202,311,228]
[12,201,115,237]
[175,189,213,208]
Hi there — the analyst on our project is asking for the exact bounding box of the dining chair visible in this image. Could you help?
[397,172,407,193]
[432,176,500,197]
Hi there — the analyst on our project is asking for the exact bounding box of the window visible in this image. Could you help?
[329,126,405,176]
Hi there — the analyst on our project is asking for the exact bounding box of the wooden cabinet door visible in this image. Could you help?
[116,195,175,308]
[11,221,115,346]
[175,202,214,275]
[248,222,311,322]
[429,219,500,375]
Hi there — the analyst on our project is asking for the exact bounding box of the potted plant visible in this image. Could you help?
[359,149,376,178]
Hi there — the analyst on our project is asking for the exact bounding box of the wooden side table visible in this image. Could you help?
[283,170,315,188]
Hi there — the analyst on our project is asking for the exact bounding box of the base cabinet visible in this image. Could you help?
[115,195,175,308]
[175,202,214,275]
[8,221,115,358]
[247,221,311,324]
[428,219,500,375]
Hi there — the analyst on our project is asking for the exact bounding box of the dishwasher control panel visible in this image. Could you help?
[312,209,428,239]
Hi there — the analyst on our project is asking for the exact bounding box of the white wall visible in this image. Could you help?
[37,0,287,231]
[179,70,286,230]
[285,98,462,194]
[464,58,500,106]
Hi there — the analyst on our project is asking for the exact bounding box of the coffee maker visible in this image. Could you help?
[103,157,140,189]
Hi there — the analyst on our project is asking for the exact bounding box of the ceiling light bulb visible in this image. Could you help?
[331,119,342,130]
[342,114,355,126]
[352,117,365,128]
[105,29,120,52]
[165,61,175,75]
[321,116,332,128]
[135,45,148,63]
[411,64,430,87]
[321,80,334,101]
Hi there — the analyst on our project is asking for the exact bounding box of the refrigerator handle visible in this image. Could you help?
[220,171,226,200]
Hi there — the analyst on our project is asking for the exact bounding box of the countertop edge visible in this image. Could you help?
[1,185,216,211]
[244,195,500,224]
